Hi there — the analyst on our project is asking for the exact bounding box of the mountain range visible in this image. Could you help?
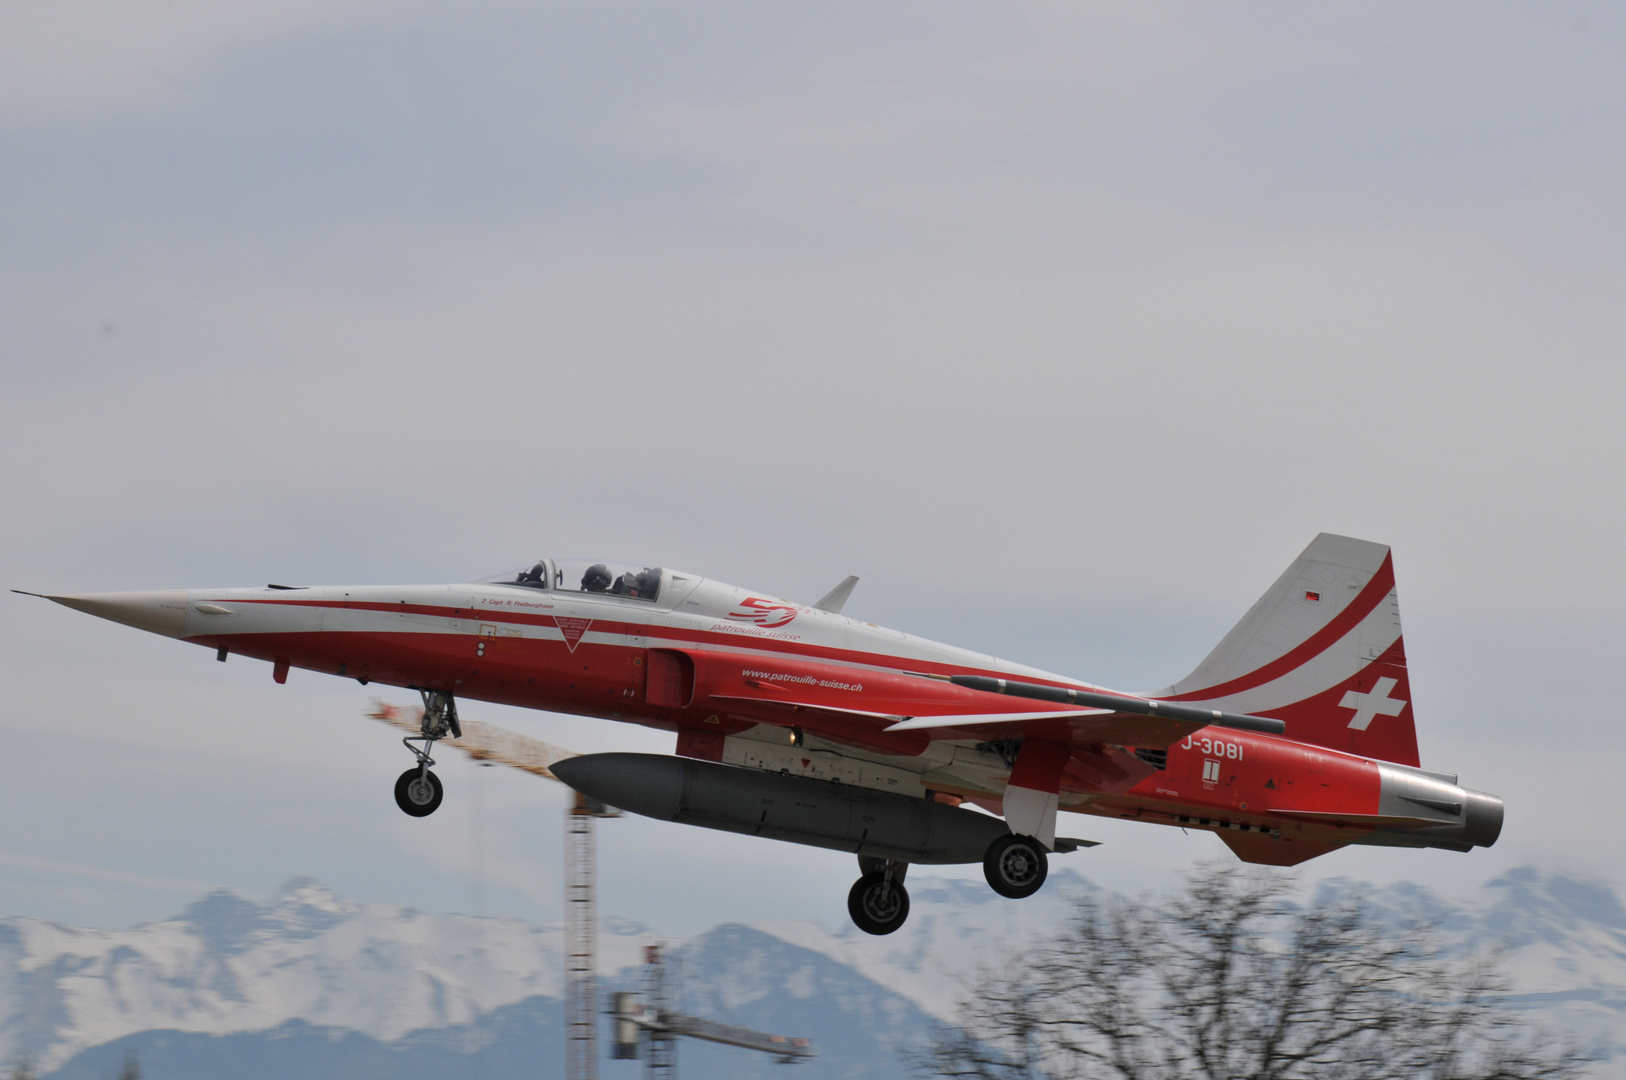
[2,867,1621,1078]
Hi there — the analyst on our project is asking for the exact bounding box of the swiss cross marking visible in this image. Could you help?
[1340,676,1406,731]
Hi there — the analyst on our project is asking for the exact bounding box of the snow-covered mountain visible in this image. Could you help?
[3,868,1621,1078]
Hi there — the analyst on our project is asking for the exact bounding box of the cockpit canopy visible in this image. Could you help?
[482,559,663,603]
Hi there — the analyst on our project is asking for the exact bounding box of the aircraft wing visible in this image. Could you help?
[888,709,1201,750]
[685,652,1281,754]
[709,693,1190,748]
[882,674,1286,748]
[707,694,906,723]
[699,657,1281,751]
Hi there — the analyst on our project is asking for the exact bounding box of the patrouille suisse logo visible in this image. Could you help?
[724,597,800,629]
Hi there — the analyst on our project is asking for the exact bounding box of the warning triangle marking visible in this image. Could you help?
[554,617,593,653]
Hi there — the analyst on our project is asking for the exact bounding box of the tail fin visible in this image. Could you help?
[1153,534,1419,767]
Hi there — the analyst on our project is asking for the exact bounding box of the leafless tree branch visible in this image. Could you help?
[919,865,1590,1080]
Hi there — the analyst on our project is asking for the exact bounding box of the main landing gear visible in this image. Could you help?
[848,857,910,936]
[395,688,460,818]
[983,834,1049,899]
[843,835,1052,934]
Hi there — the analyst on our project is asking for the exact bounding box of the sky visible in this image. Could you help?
[2,0,1624,934]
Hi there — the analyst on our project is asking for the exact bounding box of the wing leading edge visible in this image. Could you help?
[884,674,1286,746]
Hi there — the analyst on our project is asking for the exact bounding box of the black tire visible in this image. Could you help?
[847,874,911,935]
[983,834,1048,899]
[395,768,444,817]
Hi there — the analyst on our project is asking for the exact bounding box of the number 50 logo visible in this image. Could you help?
[724,596,800,629]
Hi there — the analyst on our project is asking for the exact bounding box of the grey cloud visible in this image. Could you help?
[3,0,1622,932]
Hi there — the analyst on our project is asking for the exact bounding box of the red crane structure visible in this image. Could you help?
[369,703,617,1079]
[612,944,814,1078]
[369,703,811,1079]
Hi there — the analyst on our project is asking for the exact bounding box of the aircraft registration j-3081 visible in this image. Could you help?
[20,534,1501,935]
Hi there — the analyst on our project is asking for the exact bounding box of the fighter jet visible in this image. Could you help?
[19,534,1500,934]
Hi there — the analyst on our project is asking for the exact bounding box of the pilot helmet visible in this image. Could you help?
[581,564,612,592]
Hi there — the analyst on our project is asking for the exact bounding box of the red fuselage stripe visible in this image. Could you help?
[217,597,1098,694]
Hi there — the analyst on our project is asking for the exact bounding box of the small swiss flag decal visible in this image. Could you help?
[554,617,592,653]
[1303,590,1321,603]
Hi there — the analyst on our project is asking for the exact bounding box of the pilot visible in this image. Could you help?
[581,564,612,593]
[518,562,546,586]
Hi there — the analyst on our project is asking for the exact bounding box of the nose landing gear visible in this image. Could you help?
[394,688,460,818]
[395,768,443,816]
[848,857,911,935]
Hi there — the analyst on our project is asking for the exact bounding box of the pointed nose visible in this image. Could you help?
[47,590,192,637]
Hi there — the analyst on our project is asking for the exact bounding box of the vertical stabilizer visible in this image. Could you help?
[1153,534,1419,767]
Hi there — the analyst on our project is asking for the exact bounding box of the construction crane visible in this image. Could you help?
[369,702,618,1080]
[611,944,815,1077]
[566,789,619,1079]
[369,704,811,1078]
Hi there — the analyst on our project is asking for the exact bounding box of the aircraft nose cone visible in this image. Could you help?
[47,590,192,637]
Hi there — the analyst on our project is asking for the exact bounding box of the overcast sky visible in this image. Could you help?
[3,1,1623,934]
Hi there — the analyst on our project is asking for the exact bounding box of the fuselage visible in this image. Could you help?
[53,560,1499,864]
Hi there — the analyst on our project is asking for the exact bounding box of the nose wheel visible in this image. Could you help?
[848,858,911,935]
[394,688,459,818]
[395,768,444,816]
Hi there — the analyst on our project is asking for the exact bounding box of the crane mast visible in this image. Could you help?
[567,791,617,1080]
[368,702,811,1078]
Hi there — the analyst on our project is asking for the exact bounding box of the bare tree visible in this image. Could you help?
[923,866,1588,1080]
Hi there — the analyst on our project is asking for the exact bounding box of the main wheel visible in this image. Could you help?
[983,834,1048,899]
[395,768,444,817]
[847,874,911,935]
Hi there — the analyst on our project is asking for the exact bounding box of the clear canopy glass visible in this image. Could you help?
[480,559,663,603]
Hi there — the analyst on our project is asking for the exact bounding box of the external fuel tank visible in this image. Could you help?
[550,752,1012,864]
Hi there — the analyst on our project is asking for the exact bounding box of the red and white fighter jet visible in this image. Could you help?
[22,534,1501,934]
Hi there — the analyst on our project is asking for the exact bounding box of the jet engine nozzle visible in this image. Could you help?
[1459,787,1505,849]
[1369,762,1503,853]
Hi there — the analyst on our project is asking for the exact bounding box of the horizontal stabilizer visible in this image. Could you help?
[1219,832,1347,866]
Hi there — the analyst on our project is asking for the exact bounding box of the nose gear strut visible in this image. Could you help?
[394,688,460,817]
